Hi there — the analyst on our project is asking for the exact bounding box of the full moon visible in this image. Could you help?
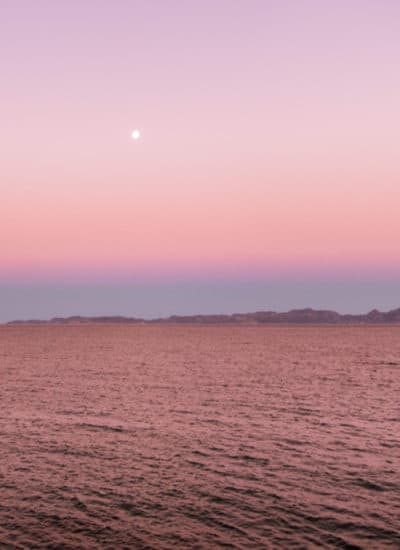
[131,129,141,140]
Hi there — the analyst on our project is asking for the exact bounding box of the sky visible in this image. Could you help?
[1,0,399,321]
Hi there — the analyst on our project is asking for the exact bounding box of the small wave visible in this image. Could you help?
[75,422,124,433]
[353,478,386,492]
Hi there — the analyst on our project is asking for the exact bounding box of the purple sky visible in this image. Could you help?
[1,1,399,320]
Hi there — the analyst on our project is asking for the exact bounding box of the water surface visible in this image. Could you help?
[1,325,399,548]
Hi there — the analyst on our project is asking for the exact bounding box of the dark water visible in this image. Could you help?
[1,325,399,549]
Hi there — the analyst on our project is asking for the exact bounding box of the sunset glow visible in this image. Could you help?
[1,0,399,319]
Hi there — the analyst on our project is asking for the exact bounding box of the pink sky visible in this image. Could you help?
[1,0,400,285]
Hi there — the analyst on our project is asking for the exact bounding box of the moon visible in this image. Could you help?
[131,129,141,140]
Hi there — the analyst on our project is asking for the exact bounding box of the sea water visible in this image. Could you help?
[1,325,399,548]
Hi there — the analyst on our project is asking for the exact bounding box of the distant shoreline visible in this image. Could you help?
[4,307,400,325]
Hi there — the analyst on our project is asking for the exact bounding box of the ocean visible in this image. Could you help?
[1,325,399,549]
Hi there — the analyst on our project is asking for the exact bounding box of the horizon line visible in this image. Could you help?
[4,305,400,326]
